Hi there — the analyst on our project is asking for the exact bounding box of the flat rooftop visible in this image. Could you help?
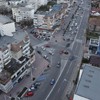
[0,69,11,85]
[0,35,15,49]
[0,30,28,49]
[89,38,99,46]
[4,57,29,75]
[75,64,100,100]
[0,15,13,24]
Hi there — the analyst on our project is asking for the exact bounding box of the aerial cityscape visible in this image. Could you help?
[0,0,100,100]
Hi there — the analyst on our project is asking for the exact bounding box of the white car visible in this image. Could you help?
[41,46,46,51]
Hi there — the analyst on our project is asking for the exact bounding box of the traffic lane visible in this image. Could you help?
[76,13,90,40]
[47,58,77,100]
[28,53,61,100]
[56,60,78,100]
[28,59,61,100]
[46,60,71,100]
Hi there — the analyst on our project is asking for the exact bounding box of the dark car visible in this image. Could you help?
[50,79,55,85]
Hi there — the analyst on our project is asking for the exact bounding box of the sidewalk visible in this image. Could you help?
[5,52,49,99]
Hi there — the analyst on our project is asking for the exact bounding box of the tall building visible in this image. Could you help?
[0,30,35,93]
[0,15,15,36]
[74,64,100,100]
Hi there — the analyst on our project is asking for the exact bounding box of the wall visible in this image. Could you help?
[73,94,90,100]
[3,22,15,36]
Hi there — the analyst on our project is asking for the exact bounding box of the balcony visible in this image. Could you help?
[23,44,30,50]
[22,47,30,54]
[3,52,10,58]
[3,55,10,62]
[23,51,30,56]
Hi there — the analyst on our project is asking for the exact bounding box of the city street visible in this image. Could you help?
[20,0,91,100]
[0,0,91,100]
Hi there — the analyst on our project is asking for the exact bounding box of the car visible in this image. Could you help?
[69,27,72,31]
[43,55,48,59]
[37,50,41,54]
[75,23,77,26]
[24,91,34,97]
[50,79,55,85]
[56,62,61,68]
[34,82,41,87]
[41,46,46,51]
[30,85,35,90]
[59,50,64,54]
[45,44,50,48]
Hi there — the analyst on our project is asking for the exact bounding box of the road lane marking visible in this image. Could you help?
[45,60,68,100]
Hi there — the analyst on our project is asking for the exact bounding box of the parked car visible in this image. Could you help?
[56,62,61,68]
[45,44,50,48]
[50,79,55,85]
[24,91,34,97]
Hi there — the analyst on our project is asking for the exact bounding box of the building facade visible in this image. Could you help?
[0,15,15,36]
[12,7,34,22]
[0,31,35,93]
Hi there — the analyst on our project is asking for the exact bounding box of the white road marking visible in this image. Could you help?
[45,60,68,100]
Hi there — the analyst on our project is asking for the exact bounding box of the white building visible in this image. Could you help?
[12,7,34,22]
[57,0,69,4]
[0,31,35,93]
[0,15,15,36]
[74,64,100,100]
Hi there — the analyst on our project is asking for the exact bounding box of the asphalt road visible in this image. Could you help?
[23,0,91,100]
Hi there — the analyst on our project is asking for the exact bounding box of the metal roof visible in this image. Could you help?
[75,64,100,100]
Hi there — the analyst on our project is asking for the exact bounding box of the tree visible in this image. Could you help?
[20,19,33,28]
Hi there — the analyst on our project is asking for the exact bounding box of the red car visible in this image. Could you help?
[45,45,50,48]
[24,91,34,97]
[59,50,64,54]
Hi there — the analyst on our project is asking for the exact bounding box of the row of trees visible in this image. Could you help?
[19,19,33,28]
[0,6,12,15]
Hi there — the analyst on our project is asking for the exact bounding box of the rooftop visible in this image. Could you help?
[75,64,100,100]
[12,30,28,44]
[89,38,99,46]
[89,17,100,26]
[90,55,100,67]
[0,15,13,24]
[0,69,11,85]
[45,4,62,17]
[13,6,33,11]
[0,30,28,50]
[0,35,15,49]
[4,57,29,75]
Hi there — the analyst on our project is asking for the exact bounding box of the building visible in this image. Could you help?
[74,64,100,100]
[27,0,48,12]
[89,38,99,54]
[12,7,34,22]
[89,55,100,67]
[0,30,35,93]
[34,3,67,35]
[0,15,15,36]
[57,0,69,4]
[8,0,27,6]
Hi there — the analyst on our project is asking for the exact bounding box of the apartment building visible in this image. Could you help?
[12,7,34,22]
[0,15,15,36]
[8,0,27,6]
[0,31,35,93]
[57,0,69,4]
[74,64,100,100]
[34,3,67,35]
[89,38,99,54]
